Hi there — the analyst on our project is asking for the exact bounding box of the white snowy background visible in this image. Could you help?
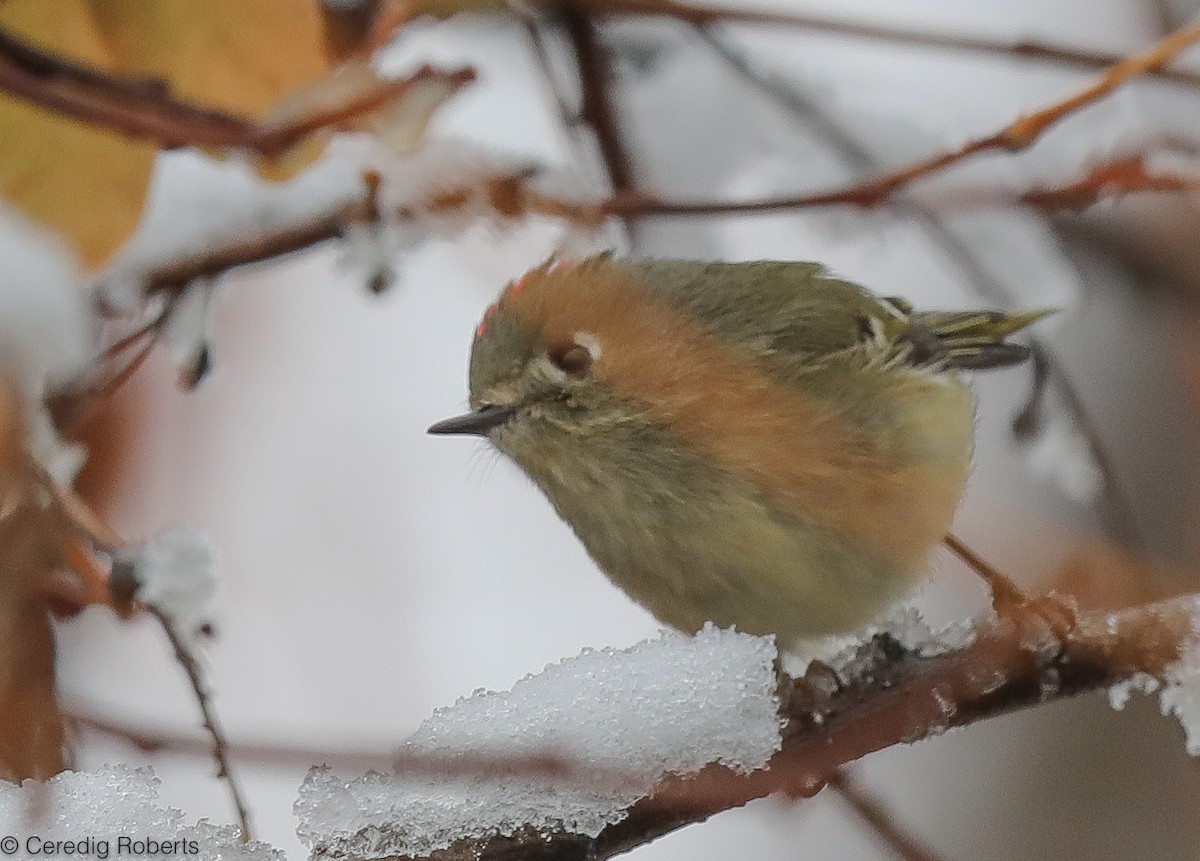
[22,0,1200,857]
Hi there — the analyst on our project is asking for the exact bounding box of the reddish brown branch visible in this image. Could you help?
[370,591,1197,861]
[0,28,473,158]
[574,0,1200,88]
[136,176,596,299]
[599,23,1200,217]
[1020,155,1200,209]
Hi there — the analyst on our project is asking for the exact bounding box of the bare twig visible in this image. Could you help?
[133,175,596,300]
[827,772,950,861]
[145,606,253,842]
[559,5,636,192]
[0,28,474,159]
[1020,155,1200,209]
[68,707,397,774]
[571,0,1200,88]
[599,23,1200,217]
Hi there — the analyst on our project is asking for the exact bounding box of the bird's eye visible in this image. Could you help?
[551,344,594,377]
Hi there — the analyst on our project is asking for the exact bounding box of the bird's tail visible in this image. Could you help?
[897,305,1052,371]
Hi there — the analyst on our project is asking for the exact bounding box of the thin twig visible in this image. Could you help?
[68,707,396,773]
[145,606,253,842]
[571,0,1200,88]
[827,772,950,861]
[1020,155,1200,209]
[599,23,1200,217]
[559,5,636,192]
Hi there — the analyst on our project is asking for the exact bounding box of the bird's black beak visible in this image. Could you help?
[427,404,519,437]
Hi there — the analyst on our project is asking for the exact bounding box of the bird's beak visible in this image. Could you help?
[427,404,519,437]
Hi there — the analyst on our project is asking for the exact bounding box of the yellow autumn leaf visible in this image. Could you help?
[88,0,331,118]
[0,0,335,269]
[0,0,155,270]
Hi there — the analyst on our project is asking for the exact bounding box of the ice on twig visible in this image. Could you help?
[296,624,783,860]
[115,526,218,641]
[0,765,279,860]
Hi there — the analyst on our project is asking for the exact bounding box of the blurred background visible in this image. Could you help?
[34,0,1200,857]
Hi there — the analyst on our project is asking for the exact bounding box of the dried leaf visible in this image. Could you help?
[0,381,68,780]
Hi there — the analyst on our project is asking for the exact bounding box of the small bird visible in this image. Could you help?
[429,256,1045,648]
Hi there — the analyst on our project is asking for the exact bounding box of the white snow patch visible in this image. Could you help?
[296,624,783,859]
[1106,672,1160,711]
[0,765,279,859]
[118,526,218,641]
[0,208,95,483]
[1157,597,1200,756]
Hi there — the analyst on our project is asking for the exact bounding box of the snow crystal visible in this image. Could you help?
[0,765,279,859]
[116,526,218,641]
[296,624,783,859]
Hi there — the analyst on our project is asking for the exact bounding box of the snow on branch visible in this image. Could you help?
[297,592,1200,861]
[0,26,474,161]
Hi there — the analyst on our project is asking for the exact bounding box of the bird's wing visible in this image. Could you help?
[635,259,1046,374]
[635,259,889,361]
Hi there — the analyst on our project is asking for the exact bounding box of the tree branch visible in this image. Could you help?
[570,0,1200,88]
[145,606,253,843]
[0,28,474,158]
[1020,155,1200,209]
[559,5,636,193]
[597,23,1200,217]
[369,592,1197,861]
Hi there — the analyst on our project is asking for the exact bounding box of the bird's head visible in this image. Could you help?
[428,256,657,462]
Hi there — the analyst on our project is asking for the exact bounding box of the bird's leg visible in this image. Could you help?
[943,533,1076,637]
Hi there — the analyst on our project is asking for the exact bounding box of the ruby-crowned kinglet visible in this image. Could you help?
[429,256,1045,647]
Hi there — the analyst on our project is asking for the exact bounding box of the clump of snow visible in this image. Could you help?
[115,526,218,641]
[296,624,783,859]
[97,144,368,311]
[1157,601,1200,755]
[0,765,279,859]
[0,208,95,483]
[1106,672,1160,711]
[368,138,533,242]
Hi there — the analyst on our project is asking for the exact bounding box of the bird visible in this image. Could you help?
[429,255,1046,648]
